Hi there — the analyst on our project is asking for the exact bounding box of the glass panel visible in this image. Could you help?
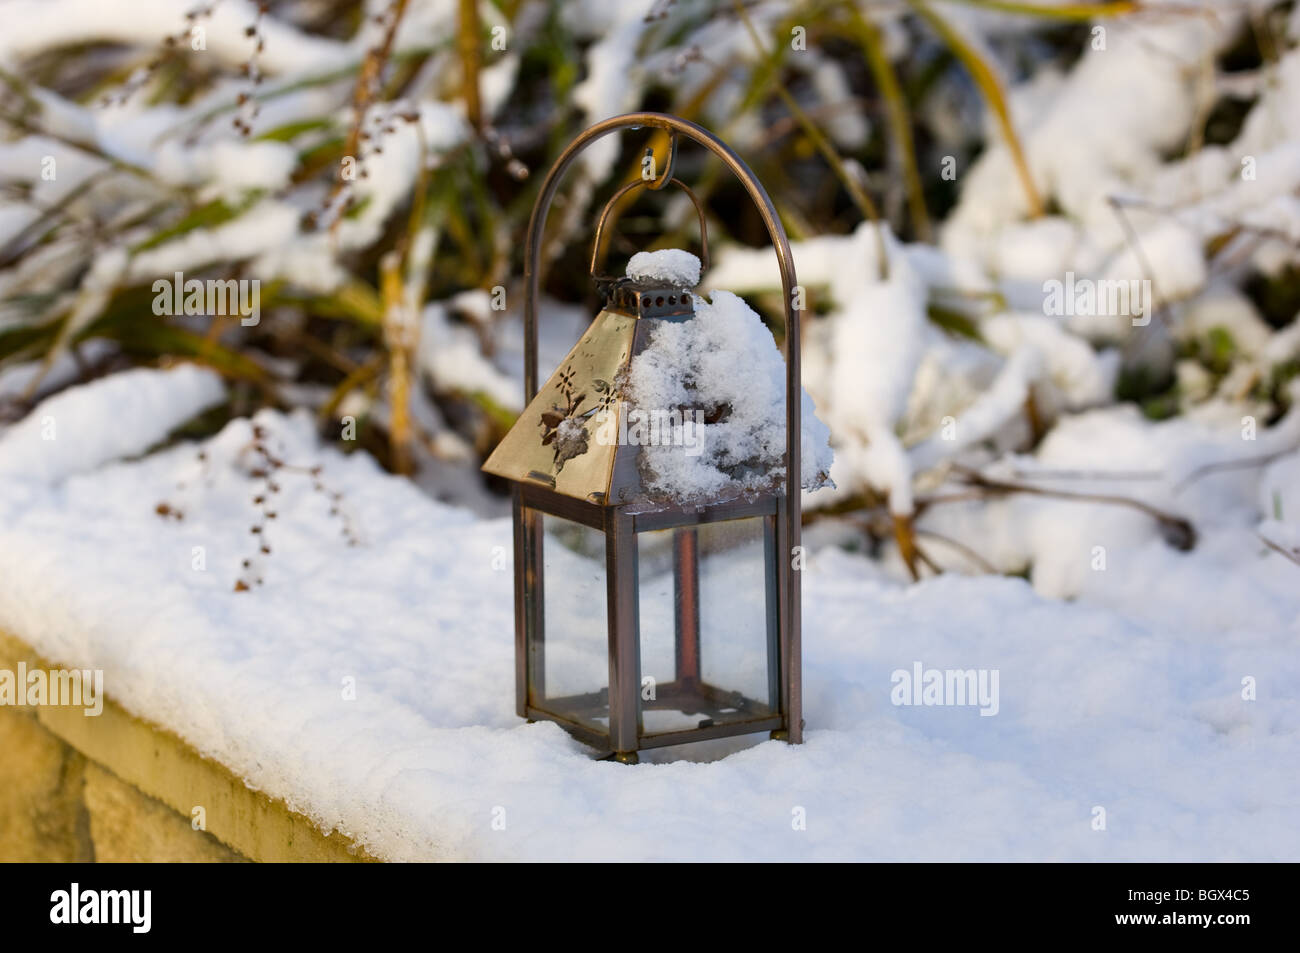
[531,512,609,735]
[637,517,776,738]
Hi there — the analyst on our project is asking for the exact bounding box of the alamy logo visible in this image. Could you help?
[593,407,706,457]
[152,271,260,326]
[1042,271,1151,326]
[0,662,103,716]
[891,661,1000,716]
[50,883,151,933]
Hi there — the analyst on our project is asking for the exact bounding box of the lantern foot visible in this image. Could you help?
[605,750,639,765]
[769,729,789,742]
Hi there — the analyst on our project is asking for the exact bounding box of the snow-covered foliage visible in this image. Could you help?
[0,0,1293,581]
[694,0,1300,591]
[0,364,224,481]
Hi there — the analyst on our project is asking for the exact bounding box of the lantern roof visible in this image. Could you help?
[482,282,696,508]
[485,236,834,509]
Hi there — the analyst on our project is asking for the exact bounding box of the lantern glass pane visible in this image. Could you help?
[533,512,609,734]
[636,517,777,738]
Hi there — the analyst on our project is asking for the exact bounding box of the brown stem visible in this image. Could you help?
[915,529,997,574]
[458,0,483,133]
[1174,447,1296,494]
[952,465,1197,550]
[893,512,921,581]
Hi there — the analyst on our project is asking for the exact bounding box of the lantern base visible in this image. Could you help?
[526,679,785,760]
[538,680,777,741]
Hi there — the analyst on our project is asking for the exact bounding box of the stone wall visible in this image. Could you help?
[0,630,374,863]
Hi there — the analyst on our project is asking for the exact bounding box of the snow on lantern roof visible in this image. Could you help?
[482,250,834,507]
[626,248,702,287]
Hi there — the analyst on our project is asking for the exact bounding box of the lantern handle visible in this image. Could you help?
[643,135,678,191]
[523,114,799,400]
[588,176,710,281]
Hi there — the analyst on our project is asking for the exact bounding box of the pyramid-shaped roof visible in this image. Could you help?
[482,279,696,507]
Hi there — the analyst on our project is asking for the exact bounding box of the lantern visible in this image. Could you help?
[484,113,809,764]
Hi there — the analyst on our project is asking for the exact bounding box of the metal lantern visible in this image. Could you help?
[483,113,802,764]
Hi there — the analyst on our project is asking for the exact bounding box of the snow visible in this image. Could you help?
[624,280,834,500]
[565,2,653,182]
[0,340,117,407]
[0,365,225,482]
[908,347,1040,473]
[709,223,930,514]
[153,139,299,197]
[127,202,301,281]
[0,0,350,75]
[0,368,1297,860]
[334,101,469,249]
[1101,220,1207,311]
[626,248,702,288]
[0,38,469,304]
[418,296,522,413]
[980,313,1118,410]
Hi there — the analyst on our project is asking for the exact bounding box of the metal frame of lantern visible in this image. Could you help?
[501,112,803,762]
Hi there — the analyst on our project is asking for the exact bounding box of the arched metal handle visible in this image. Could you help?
[523,113,799,400]
[588,176,710,281]
[644,138,678,191]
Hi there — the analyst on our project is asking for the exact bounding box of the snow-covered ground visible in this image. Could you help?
[0,366,1295,861]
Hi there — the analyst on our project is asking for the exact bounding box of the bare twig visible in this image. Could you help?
[1011,467,1162,481]
[457,0,482,132]
[1174,448,1296,494]
[315,0,411,232]
[915,529,998,574]
[951,464,1197,550]
[1106,194,1170,330]
[1260,534,1300,567]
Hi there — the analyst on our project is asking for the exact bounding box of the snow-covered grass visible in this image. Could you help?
[0,368,1296,861]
